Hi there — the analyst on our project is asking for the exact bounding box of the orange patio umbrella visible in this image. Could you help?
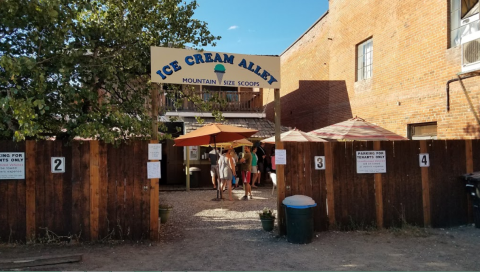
[201,138,254,148]
[308,117,408,141]
[174,123,258,147]
[174,123,258,200]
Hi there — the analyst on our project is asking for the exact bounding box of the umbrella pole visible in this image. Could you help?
[214,136,223,200]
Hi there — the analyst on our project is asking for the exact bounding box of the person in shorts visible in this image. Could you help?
[240,146,252,200]
[208,148,219,189]
[251,146,260,188]
[256,142,266,186]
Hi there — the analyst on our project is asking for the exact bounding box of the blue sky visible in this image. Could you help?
[192,0,329,56]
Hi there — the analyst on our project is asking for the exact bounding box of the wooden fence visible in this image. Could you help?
[0,140,159,243]
[280,140,478,231]
[1,139,478,242]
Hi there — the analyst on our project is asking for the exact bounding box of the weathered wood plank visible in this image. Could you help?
[106,143,119,239]
[89,141,100,240]
[276,140,286,235]
[420,140,431,227]
[0,254,83,269]
[52,141,65,235]
[373,141,383,229]
[43,141,55,233]
[149,140,159,241]
[97,142,108,239]
[116,142,126,239]
[465,139,473,222]
[34,141,46,237]
[297,142,306,196]
[25,141,36,240]
[324,142,335,227]
[284,142,293,198]
[133,141,143,240]
[124,142,135,240]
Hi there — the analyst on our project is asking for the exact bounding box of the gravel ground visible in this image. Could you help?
[1,187,480,271]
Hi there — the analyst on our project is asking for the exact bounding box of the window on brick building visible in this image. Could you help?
[356,38,373,81]
[407,122,438,140]
[450,0,479,47]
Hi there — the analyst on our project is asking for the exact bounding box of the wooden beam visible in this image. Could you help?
[420,140,431,227]
[89,141,100,240]
[373,141,384,229]
[324,142,335,227]
[274,88,286,235]
[0,254,82,270]
[151,85,159,140]
[25,140,36,241]
[150,140,160,241]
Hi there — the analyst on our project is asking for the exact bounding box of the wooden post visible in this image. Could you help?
[373,141,384,228]
[152,85,159,141]
[324,142,335,227]
[89,141,100,240]
[186,147,190,191]
[25,141,36,240]
[274,88,286,235]
[149,140,160,241]
[420,140,431,227]
[466,139,473,222]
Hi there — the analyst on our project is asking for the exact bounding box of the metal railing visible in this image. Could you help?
[163,90,262,112]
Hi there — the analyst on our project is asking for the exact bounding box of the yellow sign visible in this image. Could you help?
[151,47,281,88]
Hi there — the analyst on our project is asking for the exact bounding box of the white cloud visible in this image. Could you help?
[228,25,239,30]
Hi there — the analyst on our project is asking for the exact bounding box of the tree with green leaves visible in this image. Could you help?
[0,0,220,142]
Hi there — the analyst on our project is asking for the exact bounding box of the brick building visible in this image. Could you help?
[265,0,480,139]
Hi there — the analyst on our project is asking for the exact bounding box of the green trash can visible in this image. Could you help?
[283,195,317,244]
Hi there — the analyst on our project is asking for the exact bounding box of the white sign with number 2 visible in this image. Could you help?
[419,153,430,167]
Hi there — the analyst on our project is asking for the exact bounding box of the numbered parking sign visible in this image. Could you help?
[314,156,326,170]
[51,157,65,173]
[419,153,430,167]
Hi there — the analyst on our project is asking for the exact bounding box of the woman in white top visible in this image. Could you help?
[218,147,235,201]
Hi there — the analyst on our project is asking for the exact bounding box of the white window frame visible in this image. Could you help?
[450,0,480,47]
[357,38,373,81]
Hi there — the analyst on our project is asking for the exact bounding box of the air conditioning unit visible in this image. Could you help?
[461,31,480,72]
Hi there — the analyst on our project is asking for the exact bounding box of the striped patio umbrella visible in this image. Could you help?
[261,128,327,143]
[308,117,408,141]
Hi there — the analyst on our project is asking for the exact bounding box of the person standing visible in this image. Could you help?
[256,142,266,186]
[240,146,252,200]
[218,148,235,201]
[251,146,259,188]
[270,147,276,173]
[208,148,219,189]
[230,149,239,189]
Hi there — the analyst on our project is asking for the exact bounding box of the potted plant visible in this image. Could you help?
[159,204,173,224]
[259,207,276,232]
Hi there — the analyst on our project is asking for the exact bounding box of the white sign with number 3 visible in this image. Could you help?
[314,156,326,170]
[419,153,430,167]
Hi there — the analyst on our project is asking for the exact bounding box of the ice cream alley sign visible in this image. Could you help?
[151,47,280,88]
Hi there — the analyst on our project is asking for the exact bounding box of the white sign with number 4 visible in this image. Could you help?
[419,153,430,167]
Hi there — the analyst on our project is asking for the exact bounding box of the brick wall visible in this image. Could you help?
[269,0,480,139]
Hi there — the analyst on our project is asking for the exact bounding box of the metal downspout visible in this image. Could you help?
[446,73,479,111]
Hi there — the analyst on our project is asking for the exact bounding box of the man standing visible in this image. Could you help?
[240,146,252,200]
[256,142,266,186]
[208,148,219,189]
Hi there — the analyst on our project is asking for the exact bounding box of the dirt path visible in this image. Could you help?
[1,188,480,271]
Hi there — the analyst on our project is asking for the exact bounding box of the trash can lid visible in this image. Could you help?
[189,167,201,171]
[464,171,480,181]
[282,195,317,209]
